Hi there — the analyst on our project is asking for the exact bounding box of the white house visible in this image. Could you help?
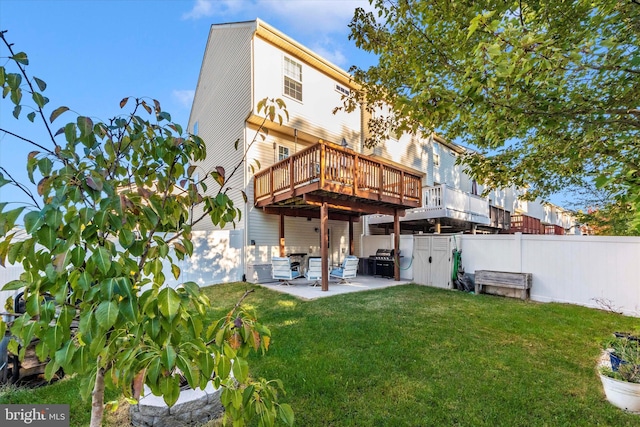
[187,19,577,287]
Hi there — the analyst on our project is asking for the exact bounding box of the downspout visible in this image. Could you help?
[242,26,257,283]
[243,122,249,282]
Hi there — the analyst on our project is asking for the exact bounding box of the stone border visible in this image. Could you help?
[130,382,224,427]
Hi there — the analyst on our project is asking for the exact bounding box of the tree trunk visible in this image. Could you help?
[90,365,106,427]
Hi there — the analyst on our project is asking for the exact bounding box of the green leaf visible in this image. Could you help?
[146,357,162,386]
[91,247,112,275]
[72,345,89,374]
[160,376,180,407]
[467,15,481,40]
[100,278,117,300]
[1,206,25,234]
[64,122,76,144]
[12,104,21,119]
[43,324,63,354]
[55,341,75,370]
[7,73,22,90]
[183,238,193,256]
[171,264,180,280]
[279,403,295,426]
[33,77,47,91]
[176,354,199,389]
[161,345,177,370]
[2,280,26,291]
[7,240,23,265]
[23,211,44,234]
[157,287,181,320]
[11,52,29,65]
[95,301,119,329]
[70,246,86,266]
[77,116,93,137]
[78,271,92,291]
[232,357,249,382]
[118,228,135,248]
[36,224,56,250]
[119,297,138,323]
[36,155,52,178]
[27,111,36,122]
[32,92,47,108]
[44,358,61,381]
[217,354,231,380]
[242,384,255,407]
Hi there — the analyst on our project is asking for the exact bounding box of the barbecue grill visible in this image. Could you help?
[368,248,401,278]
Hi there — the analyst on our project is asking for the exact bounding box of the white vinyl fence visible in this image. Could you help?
[0,229,244,310]
[3,230,640,317]
[456,234,640,317]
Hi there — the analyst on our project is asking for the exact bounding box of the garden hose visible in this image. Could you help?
[452,234,461,280]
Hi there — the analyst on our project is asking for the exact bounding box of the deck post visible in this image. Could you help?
[394,209,400,281]
[321,202,329,291]
[348,216,354,255]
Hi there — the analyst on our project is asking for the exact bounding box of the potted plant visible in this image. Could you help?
[599,333,640,413]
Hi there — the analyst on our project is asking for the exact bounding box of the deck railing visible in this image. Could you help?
[254,141,422,208]
[423,185,489,216]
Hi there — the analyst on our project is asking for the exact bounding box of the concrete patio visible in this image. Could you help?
[258,275,413,300]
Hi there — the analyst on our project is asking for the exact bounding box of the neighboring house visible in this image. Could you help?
[188,19,577,286]
[365,132,578,236]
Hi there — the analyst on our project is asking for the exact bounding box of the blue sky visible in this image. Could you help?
[0,0,373,208]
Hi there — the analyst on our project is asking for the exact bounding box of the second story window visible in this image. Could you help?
[278,145,290,161]
[284,57,302,102]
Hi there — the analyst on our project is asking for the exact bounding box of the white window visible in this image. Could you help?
[283,57,302,101]
[278,145,289,161]
[433,153,440,167]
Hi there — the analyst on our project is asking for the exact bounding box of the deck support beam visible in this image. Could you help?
[349,216,354,256]
[321,202,329,291]
[394,209,400,281]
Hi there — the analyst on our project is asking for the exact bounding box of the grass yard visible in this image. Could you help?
[2,282,639,426]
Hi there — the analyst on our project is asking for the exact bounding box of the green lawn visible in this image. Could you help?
[2,282,639,426]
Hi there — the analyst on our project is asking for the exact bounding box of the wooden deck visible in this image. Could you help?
[254,140,423,214]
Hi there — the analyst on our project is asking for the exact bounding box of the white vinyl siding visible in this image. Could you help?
[247,213,349,265]
[252,37,360,146]
[188,22,255,231]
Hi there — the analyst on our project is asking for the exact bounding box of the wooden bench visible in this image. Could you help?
[474,270,532,301]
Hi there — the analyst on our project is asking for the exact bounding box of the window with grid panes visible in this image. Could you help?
[283,57,302,101]
[278,145,289,161]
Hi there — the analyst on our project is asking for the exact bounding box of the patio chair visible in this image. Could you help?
[329,255,359,284]
[305,257,323,287]
[271,256,301,286]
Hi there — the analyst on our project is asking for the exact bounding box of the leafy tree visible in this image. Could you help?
[0,33,293,427]
[559,182,636,236]
[346,0,640,233]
